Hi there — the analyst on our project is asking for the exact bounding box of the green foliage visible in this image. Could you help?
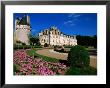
[30,36,40,46]
[14,64,20,73]
[64,45,73,48]
[14,45,42,50]
[76,35,97,48]
[60,48,64,52]
[22,42,26,45]
[66,66,97,75]
[67,45,90,68]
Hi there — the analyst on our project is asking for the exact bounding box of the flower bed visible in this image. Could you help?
[14,50,67,75]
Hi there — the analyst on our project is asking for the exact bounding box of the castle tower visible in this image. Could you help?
[14,14,30,45]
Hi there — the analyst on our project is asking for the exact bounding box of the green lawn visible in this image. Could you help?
[26,48,59,62]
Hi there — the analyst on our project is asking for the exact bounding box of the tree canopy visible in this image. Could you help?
[29,35,40,46]
[76,35,97,48]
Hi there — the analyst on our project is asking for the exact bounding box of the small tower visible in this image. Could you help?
[27,15,30,25]
[14,14,31,45]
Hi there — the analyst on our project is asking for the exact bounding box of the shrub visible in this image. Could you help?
[14,64,20,73]
[14,45,42,50]
[60,48,64,52]
[64,45,73,48]
[44,43,49,47]
[66,66,97,75]
[67,45,90,68]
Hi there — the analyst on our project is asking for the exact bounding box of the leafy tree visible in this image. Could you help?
[93,35,97,48]
[22,42,26,49]
[30,36,40,46]
[76,35,97,48]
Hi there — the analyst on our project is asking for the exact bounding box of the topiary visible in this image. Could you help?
[67,45,90,68]
[60,48,64,53]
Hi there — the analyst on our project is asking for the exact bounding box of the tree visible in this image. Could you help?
[22,42,26,49]
[93,35,97,48]
[76,35,97,48]
[16,40,22,49]
[30,36,40,46]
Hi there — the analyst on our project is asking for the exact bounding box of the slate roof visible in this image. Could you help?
[16,14,30,25]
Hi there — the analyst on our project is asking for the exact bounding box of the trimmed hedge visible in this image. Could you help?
[67,45,90,68]
[64,45,73,48]
[14,45,42,50]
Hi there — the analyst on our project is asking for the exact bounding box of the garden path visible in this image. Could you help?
[36,49,97,68]
[36,49,68,60]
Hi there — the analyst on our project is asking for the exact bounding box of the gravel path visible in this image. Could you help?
[36,49,97,68]
[37,49,68,60]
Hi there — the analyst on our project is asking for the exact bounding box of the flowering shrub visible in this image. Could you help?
[14,50,67,75]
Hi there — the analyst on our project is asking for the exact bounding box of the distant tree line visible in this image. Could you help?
[76,35,97,48]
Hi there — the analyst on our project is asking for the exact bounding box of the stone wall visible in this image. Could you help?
[14,25,30,45]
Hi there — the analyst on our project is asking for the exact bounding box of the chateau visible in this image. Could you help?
[14,15,77,46]
[39,26,77,46]
[14,15,31,45]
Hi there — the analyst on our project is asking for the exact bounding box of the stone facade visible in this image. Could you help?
[14,15,30,45]
[39,26,77,46]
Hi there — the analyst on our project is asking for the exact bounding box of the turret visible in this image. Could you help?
[27,15,30,25]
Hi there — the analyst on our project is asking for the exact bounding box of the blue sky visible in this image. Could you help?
[14,13,97,36]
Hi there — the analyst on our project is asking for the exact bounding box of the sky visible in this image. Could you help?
[14,13,97,36]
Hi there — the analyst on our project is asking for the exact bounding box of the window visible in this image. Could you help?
[55,30,57,34]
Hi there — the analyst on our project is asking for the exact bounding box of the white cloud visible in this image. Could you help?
[70,23,75,26]
[63,14,82,26]
[68,13,81,18]
[64,20,75,26]
[64,20,72,24]
[73,14,81,18]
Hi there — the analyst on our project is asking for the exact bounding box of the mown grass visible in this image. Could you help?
[26,48,59,62]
